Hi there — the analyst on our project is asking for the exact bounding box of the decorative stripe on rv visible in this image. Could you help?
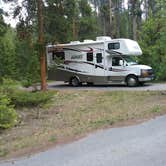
[64,60,104,69]
[48,47,94,53]
[57,66,88,73]
[110,68,128,72]
[63,47,94,53]
[106,50,122,55]
[64,61,128,72]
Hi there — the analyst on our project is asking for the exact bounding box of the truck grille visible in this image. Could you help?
[147,69,154,76]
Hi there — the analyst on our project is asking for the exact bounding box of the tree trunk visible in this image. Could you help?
[103,17,106,36]
[144,0,148,20]
[37,0,47,91]
[148,0,156,16]
[137,0,143,33]
[131,0,137,40]
[109,0,113,36]
[116,0,121,38]
[72,17,77,40]
[133,15,137,40]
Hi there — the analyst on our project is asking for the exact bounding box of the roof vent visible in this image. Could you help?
[70,41,81,44]
[83,39,94,43]
[96,36,112,41]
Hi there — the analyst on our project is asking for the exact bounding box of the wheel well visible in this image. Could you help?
[125,74,138,83]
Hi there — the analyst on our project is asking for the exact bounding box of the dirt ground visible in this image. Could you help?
[0,90,166,160]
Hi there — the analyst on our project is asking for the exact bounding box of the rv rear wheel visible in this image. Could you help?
[126,75,139,87]
[70,77,80,87]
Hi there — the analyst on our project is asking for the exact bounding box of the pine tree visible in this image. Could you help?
[139,0,166,80]
[0,14,17,79]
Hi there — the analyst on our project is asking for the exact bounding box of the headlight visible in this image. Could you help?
[141,69,149,77]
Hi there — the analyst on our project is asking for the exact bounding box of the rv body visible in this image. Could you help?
[46,36,154,86]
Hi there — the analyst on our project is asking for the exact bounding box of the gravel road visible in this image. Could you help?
[1,115,166,166]
[48,82,166,91]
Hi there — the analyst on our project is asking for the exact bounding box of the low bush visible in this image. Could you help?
[0,94,17,129]
[10,90,54,108]
[0,78,18,95]
[21,79,33,88]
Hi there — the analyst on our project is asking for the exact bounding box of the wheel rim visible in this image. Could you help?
[127,77,137,87]
[71,78,79,86]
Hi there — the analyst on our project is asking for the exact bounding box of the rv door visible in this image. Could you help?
[94,51,105,80]
[109,56,127,82]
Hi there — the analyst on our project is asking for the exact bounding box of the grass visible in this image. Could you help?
[0,149,8,158]
[0,90,166,159]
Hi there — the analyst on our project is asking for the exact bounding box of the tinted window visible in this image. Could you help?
[96,53,102,63]
[87,52,93,61]
[112,57,123,66]
[52,51,65,60]
[108,42,120,50]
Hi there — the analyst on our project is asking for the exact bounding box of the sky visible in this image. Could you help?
[0,0,22,27]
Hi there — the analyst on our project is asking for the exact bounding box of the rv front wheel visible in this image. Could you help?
[70,77,80,87]
[126,75,138,87]
[87,82,94,86]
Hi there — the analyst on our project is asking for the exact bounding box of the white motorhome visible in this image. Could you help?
[46,36,154,87]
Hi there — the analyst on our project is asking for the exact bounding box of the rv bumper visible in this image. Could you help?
[139,69,154,82]
[138,77,153,82]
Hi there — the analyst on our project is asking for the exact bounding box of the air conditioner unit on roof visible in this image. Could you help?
[96,36,112,41]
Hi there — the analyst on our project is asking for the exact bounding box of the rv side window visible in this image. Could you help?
[52,51,65,60]
[96,53,102,63]
[108,42,120,50]
[87,52,93,61]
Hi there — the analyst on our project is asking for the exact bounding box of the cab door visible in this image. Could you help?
[109,56,127,82]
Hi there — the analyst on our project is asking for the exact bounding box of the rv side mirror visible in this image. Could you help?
[119,60,124,66]
[124,61,128,66]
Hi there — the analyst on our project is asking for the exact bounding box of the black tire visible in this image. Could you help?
[139,82,145,86]
[70,77,80,87]
[126,75,139,87]
[87,82,94,86]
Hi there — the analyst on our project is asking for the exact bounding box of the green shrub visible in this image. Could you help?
[1,78,17,85]
[21,79,33,88]
[0,78,17,95]
[0,94,17,129]
[10,90,54,108]
[156,61,166,81]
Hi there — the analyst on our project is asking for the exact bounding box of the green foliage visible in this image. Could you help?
[0,94,17,129]
[151,105,160,113]
[0,79,54,109]
[138,0,166,81]
[15,38,40,86]
[79,0,92,17]
[0,148,8,157]
[44,0,99,42]
[21,79,34,88]
[0,78,18,94]
[78,16,98,40]
[156,59,166,80]
[78,0,99,40]
[44,0,70,43]
[1,0,166,82]
[10,90,54,108]
[0,14,7,36]
[0,22,17,79]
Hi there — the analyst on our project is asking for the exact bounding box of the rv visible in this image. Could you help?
[46,36,154,87]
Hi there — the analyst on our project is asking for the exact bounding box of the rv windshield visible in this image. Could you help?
[123,56,138,65]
